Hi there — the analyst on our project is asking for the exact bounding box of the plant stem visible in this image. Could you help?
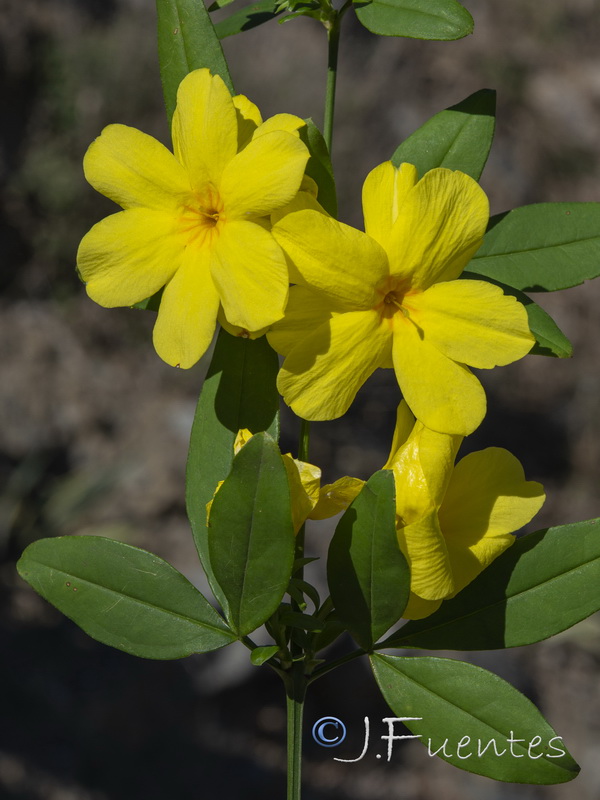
[323,14,341,155]
[282,15,346,798]
[285,662,307,800]
[298,418,311,462]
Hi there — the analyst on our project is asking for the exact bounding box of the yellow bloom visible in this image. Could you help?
[268,161,534,435]
[224,430,363,533]
[386,403,545,619]
[77,69,309,368]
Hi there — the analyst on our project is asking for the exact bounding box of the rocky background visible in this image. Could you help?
[1,0,600,798]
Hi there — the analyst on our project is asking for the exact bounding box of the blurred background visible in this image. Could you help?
[1,0,600,797]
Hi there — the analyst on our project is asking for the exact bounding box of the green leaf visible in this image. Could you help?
[383,520,600,650]
[300,119,338,218]
[250,645,280,665]
[17,536,235,659]
[371,654,579,783]
[186,329,279,613]
[469,203,600,292]
[462,271,573,358]
[289,577,321,610]
[391,89,495,180]
[214,0,282,39]
[521,297,573,358]
[208,432,295,636]
[354,0,473,41]
[279,608,324,632]
[327,471,408,651]
[311,612,346,653]
[156,0,234,125]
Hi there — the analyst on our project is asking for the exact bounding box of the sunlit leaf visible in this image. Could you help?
[17,536,235,659]
[208,432,294,636]
[328,471,408,650]
[371,654,579,783]
[186,330,279,614]
[392,89,495,180]
[469,203,600,292]
[354,0,473,42]
[156,0,234,124]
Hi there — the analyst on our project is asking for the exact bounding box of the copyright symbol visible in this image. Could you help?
[312,716,347,747]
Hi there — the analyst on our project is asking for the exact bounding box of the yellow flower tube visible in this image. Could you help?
[386,403,546,619]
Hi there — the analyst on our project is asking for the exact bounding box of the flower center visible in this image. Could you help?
[200,209,220,227]
[179,185,225,246]
[383,290,402,308]
[373,278,417,329]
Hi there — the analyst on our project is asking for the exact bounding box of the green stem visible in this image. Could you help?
[285,662,307,800]
[323,15,341,155]
[283,18,346,797]
[298,418,311,462]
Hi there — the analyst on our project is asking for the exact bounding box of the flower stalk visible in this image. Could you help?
[323,13,341,154]
[285,662,307,800]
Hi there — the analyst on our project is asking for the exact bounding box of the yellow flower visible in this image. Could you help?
[268,161,534,435]
[385,403,545,619]
[224,430,363,533]
[77,69,309,368]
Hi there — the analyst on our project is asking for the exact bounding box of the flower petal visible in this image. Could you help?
[77,209,184,307]
[273,210,389,309]
[383,400,416,468]
[233,94,262,150]
[438,447,544,596]
[268,285,340,357]
[397,512,455,600]
[362,161,396,247]
[402,592,442,620]
[441,447,545,540]
[171,69,237,190]
[409,279,534,368]
[310,476,365,520]
[362,161,417,248]
[211,220,288,331]
[277,310,391,420]
[387,168,489,290]
[392,422,461,523]
[282,454,321,534]
[270,188,326,226]
[233,429,254,454]
[152,244,220,368]
[392,317,486,435]
[299,174,319,197]
[295,458,322,507]
[218,307,269,341]
[220,130,308,218]
[83,124,191,211]
[447,531,517,601]
[252,113,305,139]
